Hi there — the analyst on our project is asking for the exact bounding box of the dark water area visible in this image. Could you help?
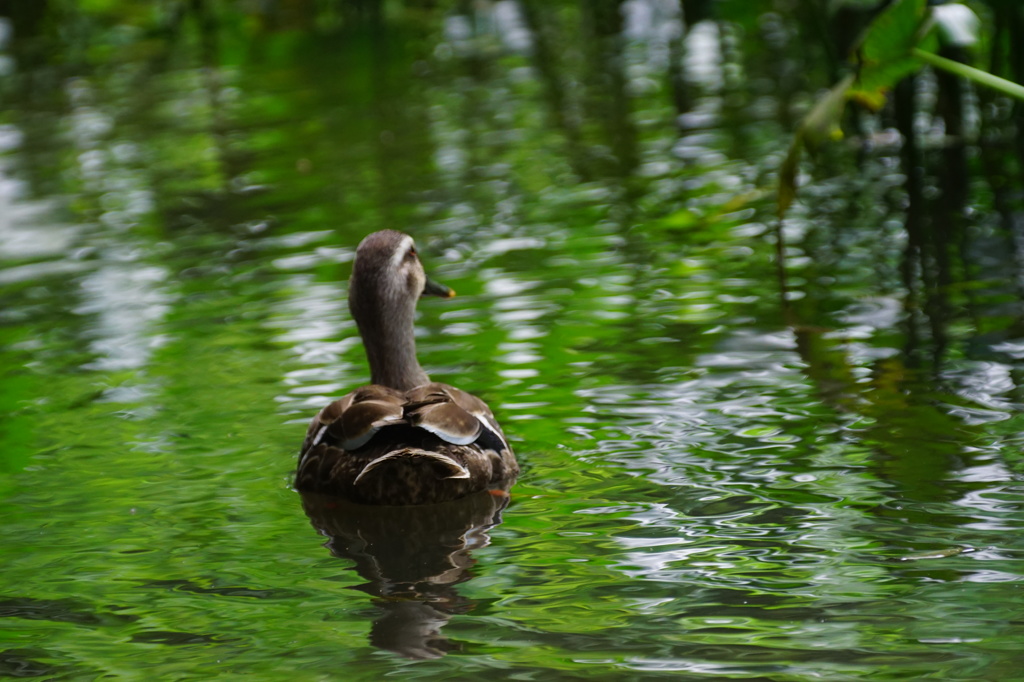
[2,1,1024,679]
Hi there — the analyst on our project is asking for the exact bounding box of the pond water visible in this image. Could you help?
[2,2,1024,679]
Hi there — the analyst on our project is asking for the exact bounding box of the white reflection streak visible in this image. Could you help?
[587,334,896,602]
[684,21,722,90]
[493,1,531,52]
[76,263,170,375]
[953,486,1019,532]
[64,78,169,395]
[0,125,81,284]
[269,275,355,413]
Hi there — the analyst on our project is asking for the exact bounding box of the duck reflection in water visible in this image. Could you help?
[301,486,513,659]
[296,231,519,657]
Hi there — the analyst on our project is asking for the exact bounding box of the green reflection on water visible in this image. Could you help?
[2,1,1024,680]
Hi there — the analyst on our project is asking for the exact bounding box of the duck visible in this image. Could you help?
[295,230,518,505]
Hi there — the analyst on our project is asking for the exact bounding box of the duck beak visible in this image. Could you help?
[423,276,456,298]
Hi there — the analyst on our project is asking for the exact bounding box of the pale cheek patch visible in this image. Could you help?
[407,270,423,296]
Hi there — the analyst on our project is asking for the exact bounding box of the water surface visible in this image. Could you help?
[2,2,1024,679]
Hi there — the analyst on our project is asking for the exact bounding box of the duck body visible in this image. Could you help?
[295,230,518,505]
[297,382,517,505]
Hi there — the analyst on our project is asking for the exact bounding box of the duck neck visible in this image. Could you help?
[353,303,430,391]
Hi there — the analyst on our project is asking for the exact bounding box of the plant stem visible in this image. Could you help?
[912,48,1024,101]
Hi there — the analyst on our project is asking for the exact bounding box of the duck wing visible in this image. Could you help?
[405,383,511,454]
[298,385,404,471]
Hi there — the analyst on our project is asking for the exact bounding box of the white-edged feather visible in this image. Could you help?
[353,449,471,485]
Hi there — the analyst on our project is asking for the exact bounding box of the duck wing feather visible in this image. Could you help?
[353,448,471,485]
[405,383,510,452]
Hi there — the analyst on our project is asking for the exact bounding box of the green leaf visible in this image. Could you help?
[849,0,930,107]
[855,0,928,65]
[802,74,855,149]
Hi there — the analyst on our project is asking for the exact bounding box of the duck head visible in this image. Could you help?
[348,230,454,390]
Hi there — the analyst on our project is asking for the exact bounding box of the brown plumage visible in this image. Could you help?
[295,230,518,505]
